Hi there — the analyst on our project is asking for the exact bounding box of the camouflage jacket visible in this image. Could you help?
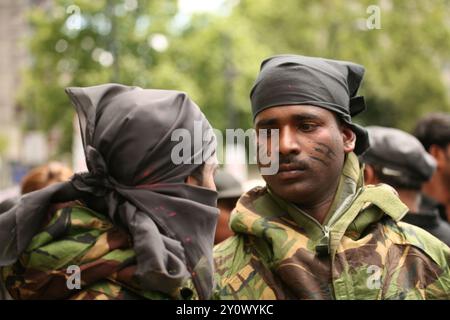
[213,153,450,299]
[1,205,193,300]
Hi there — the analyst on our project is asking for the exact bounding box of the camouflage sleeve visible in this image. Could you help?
[213,235,289,300]
[381,221,450,300]
[69,280,161,300]
[1,206,171,300]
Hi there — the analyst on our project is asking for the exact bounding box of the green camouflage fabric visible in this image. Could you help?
[1,205,195,300]
[213,153,450,299]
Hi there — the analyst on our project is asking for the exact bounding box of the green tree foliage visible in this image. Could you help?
[175,0,450,130]
[18,0,182,153]
[18,0,450,155]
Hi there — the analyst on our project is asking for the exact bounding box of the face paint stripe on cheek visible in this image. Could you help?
[316,142,337,160]
[308,155,328,167]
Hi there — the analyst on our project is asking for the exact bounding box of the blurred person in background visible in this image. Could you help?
[414,113,450,223]
[213,54,450,300]
[20,162,73,195]
[360,126,450,246]
[213,169,243,244]
[0,161,73,215]
[0,84,219,300]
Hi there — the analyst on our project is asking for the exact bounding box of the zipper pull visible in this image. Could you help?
[315,226,330,256]
[323,225,330,238]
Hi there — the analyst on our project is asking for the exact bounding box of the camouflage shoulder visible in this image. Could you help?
[213,235,283,300]
[232,186,287,226]
[394,220,450,268]
[214,235,251,280]
[380,219,450,299]
[236,186,273,217]
[383,219,450,295]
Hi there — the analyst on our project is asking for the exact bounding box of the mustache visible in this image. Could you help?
[277,154,311,171]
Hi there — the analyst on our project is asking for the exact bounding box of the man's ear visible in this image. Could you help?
[363,164,378,185]
[429,144,446,170]
[342,126,356,153]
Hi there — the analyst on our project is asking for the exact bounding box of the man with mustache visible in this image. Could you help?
[213,55,450,300]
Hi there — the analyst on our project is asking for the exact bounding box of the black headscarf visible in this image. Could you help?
[0,84,219,299]
[250,54,370,154]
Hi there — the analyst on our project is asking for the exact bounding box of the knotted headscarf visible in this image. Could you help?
[0,84,219,299]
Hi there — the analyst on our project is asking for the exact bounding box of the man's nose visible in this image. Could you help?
[279,127,301,156]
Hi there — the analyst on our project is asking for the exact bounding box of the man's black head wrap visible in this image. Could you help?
[250,54,370,154]
[0,84,219,299]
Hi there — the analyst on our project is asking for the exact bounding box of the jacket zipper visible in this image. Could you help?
[299,187,364,255]
[298,187,364,299]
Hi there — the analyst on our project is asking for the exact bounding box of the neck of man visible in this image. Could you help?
[297,198,334,225]
[422,173,450,220]
[397,189,421,213]
[294,179,340,225]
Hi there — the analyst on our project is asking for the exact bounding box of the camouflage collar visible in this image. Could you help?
[229,152,408,260]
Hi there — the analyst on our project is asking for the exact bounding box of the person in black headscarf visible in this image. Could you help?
[213,54,450,300]
[0,84,219,300]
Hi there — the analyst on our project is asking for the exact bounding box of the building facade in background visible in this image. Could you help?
[0,0,51,190]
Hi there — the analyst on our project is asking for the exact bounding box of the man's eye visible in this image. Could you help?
[298,123,317,131]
